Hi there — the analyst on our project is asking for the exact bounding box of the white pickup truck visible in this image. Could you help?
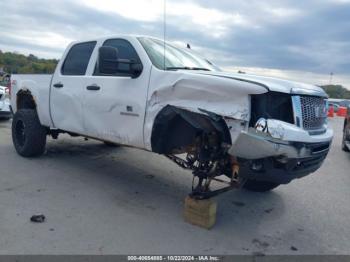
[11,35,333,198]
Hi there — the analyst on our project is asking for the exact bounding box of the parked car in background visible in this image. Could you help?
[328,98,350,112]
[0,85,11,120]
[343,105,350,152]
[339,100,350,108]
[328,102,340,113]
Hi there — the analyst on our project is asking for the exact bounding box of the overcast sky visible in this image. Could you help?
[0,0,349,88]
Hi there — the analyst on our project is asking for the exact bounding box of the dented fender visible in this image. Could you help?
[144,68,267,151]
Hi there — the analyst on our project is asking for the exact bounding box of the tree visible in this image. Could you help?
[320,85,350,99]
[0,51,58,74]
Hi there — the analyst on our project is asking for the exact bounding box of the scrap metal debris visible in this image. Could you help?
[30,214,45,223]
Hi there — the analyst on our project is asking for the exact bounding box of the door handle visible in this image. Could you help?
[86,85,101,91]
[53,82,63,88]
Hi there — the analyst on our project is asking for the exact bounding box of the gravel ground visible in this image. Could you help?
[0,117,349,255]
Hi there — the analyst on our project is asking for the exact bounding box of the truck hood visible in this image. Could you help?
[147,67,327,123]
[192,71,328,97]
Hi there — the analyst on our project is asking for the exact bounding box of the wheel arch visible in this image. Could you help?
[16,89,37,111]
[14,85,52,127]
[150,105,232,154]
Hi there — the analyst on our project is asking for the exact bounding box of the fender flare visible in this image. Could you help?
[14,81,45,124]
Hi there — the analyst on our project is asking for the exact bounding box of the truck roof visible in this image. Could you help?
[70,34,162,45]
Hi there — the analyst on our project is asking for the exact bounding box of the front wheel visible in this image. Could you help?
[243,179,280,192]
[12,109,47,157]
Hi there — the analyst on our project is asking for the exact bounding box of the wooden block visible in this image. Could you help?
[183,196,217,229]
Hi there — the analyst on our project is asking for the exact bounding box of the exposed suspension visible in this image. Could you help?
[166,132,241,199]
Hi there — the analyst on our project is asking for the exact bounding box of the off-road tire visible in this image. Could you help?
[243,179,280,192]
[12,109,47,157]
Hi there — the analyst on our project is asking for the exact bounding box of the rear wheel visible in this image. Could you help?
[12,109,47,157]
[243,179,280,192]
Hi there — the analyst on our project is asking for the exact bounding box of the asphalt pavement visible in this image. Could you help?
[0,117,349,255]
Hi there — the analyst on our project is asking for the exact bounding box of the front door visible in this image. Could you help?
[82,38,149,148]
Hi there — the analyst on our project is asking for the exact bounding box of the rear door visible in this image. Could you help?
[82,38,149,148]
[50,41,96,134]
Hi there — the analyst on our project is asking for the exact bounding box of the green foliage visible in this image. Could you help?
[0,50,58,74]
[321,85,350,99]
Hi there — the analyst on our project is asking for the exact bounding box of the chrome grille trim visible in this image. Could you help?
[292,96,303,128]
[292,95,327,133]
[300,96,327,131]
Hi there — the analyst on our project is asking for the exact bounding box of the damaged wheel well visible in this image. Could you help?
[17,90,36,110]
[151,105,232,154]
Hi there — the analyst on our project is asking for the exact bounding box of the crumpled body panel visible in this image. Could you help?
[144,68,267,150]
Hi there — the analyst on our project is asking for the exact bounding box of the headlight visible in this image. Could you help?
[255,118,285,140]
[255,118,267,132]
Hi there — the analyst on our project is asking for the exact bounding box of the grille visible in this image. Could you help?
[300,96,327,131]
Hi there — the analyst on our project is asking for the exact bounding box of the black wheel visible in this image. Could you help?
[342,131,350,152]
[103,141,119,147]
[12,109,47,157]
[243,179,280,192]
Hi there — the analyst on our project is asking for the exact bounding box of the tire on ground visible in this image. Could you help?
[12,109,47,157]
[243,179,280,192]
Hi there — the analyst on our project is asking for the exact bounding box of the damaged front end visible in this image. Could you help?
[151,105,242,199]
[148,70,333,198]
[229,92,333,185]
[152,91,333,198]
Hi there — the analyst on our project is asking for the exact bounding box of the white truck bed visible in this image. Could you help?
[11,74,53,125]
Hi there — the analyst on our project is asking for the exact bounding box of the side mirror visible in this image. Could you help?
[98,46,119,75]
[98,46,143,78]
[130,63,143,78]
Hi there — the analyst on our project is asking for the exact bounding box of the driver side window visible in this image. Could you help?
[94,39,141,76]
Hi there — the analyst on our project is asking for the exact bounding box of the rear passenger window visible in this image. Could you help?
[61,41,96,75]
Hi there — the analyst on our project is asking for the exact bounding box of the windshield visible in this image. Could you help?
[138,37,221,71]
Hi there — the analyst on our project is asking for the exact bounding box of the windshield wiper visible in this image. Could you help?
[166,66,210,71]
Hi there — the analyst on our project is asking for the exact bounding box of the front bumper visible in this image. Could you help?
[228,119,333,184]
[229,119,333,159]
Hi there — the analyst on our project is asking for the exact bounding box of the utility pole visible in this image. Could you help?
[329,72,333,85]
